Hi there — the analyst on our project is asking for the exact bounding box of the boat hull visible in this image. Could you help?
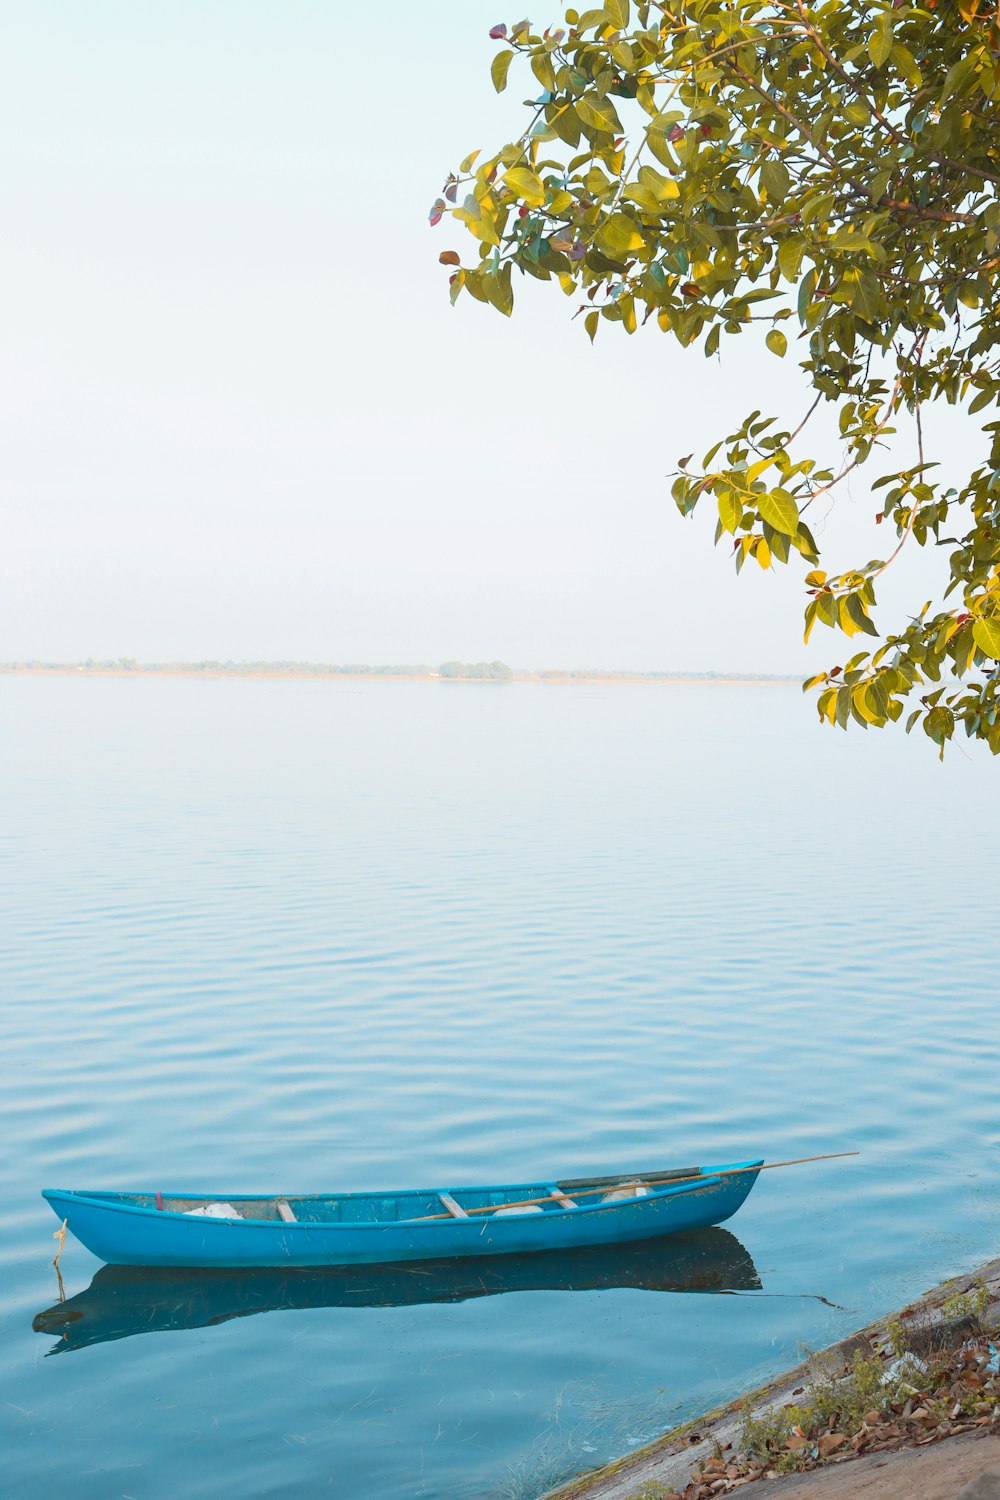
[42,1162,761,1268]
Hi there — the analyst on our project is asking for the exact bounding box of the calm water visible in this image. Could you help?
[2,676,999,1500]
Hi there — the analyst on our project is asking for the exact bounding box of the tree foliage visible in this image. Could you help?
[438,660,515,678]
[434,0,1000,756]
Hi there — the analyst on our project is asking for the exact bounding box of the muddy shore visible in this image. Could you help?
[541,1256,1000,1500]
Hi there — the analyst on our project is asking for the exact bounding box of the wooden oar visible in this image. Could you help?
[412,1151,858,1222]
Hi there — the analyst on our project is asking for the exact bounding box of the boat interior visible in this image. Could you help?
[90,1169,705,1225]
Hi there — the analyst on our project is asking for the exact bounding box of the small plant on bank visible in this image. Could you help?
[885,1316,908,1357]
[739,1402,798,1464]
[942,1284,992,1324]
[804,1351,892,1434]
[730,1339,1000,1491]
[739,1350,902,1472]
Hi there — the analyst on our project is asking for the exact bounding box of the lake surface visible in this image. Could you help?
[2,676,998,1500]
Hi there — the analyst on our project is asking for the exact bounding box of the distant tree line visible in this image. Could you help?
[437,660,513,680]
[0,660,795,683]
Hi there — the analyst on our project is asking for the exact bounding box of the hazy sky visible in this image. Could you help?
[0,2,962,670]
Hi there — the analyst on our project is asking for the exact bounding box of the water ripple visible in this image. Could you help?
[1,678,999,1499]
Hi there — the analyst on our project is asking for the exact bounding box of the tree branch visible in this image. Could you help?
[789,0,1000,188]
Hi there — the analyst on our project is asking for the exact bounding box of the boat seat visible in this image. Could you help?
[438,1192,469,1219]
[276,1200,297,1224]
[550,1187,578,1210]
[601,1182,650,1203]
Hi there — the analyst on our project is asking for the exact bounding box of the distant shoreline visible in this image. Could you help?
[0,661,798,686]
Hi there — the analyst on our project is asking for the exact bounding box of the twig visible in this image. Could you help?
[871,366,926,581]
[788,392,823,446]
[52,1219,68,1303]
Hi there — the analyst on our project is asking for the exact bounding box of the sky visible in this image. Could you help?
[0,1,966,672]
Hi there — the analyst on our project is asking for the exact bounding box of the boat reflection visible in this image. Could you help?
[33,1227,760,1355]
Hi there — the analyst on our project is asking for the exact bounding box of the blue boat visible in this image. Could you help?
[33,1227,761,1354]
[42,1160,762,1269]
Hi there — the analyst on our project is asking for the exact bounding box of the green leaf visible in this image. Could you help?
[890,40,922,87]
[482,262,514,316]
[491,50,514,93]
[795,523,819,565]
[778,239,805,281]
[531,52,557,93]
[845,268,882,323]
[830,228,877,256]
[797,267,817,325]
[606,0,630,25]
[969,386,997,415]
[859,678,889,724]
[766,329,787,358]
[841,593,879,638]
[504,167,546,206]
[757,489,799,536]
[973,617,1000,659]
[760,159,790,204]
[585,309,599,343]
[549,102,582,147]
[868,15,893,69]
[645,129,676,170]
[766,523,790,565]
[576,94,623,134]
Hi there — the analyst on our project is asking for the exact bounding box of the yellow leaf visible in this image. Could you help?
[756,537,771,570]
[746,456,776,483]
[838,596,860,637]
[638,165,679,202]
[596,212,646,257]
[504,167,546,206]
[973,617,1000,658]
[491,50,514,93]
